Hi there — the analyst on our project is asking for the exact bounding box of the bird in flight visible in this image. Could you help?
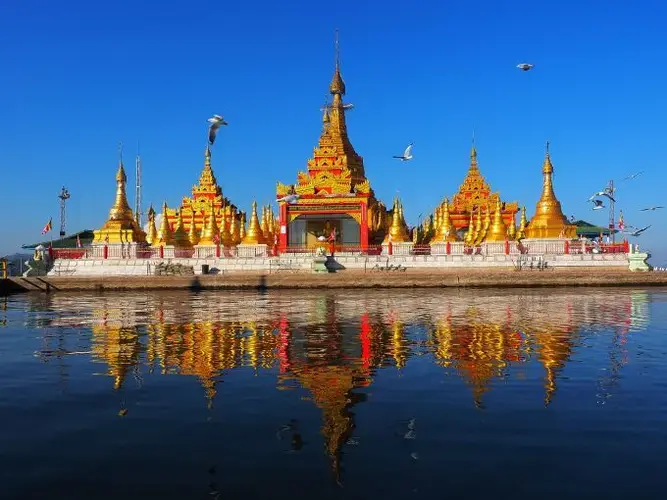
[393,143,414,161]
[623,171,644,181]
[624,225,651,237]
[207,114,228,145]
[639,206,664,211]
[589,199,605,210]
[277,194,299,204]
[517,63,534,71]
[589,190,616,203]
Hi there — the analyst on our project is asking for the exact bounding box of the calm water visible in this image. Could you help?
[1,288,667,499]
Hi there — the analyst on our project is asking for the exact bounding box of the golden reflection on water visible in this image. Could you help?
[28,288,653,481]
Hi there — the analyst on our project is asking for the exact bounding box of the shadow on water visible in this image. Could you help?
[258,274,267,294]
[188,276,202,292]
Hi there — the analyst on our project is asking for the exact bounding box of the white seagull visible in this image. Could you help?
[589,190,616,203]
[277,194,299,204]
[207,114,228,145]
[393,143,414,161]
[639,206,664,211]
[517,63,534,71]
[623,171,644,181]
[624,225,651,237]
[589,199,605,210]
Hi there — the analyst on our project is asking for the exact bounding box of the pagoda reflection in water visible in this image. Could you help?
[33,289,650,481]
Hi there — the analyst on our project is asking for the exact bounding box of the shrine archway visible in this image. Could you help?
[288,214,360,248]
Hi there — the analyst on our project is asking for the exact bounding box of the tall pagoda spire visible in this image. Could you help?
[314,30,366,183]
[525,142,576,239]
[108,143,134,222]
[92,143,146,245]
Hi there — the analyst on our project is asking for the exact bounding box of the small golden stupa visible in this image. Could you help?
[171,210,192,248]
[145,205,158,245]
[383,197,410,243]
[241,201,267,245]
[524,142,577,239]
[198,202,220,246]
[154,202,174,246]
[484,198,508,242]
[431,198,458,243]
[92,150,146,245]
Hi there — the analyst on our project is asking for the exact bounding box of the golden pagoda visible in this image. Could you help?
[187,211,200,246]
[524,142,577,239]
[198,201,220,246]
[431,198,458,243]
[383,196,410,243]
[92,150,146,245]
[165,145,242,242]
[154,202,174,246]
[484,197,508,242]
[447,141,518,231]
[516,206,528,240]
[275,32,389,249]
[171,210,192,248]
[145,205,158,245]
[241,201,267,245]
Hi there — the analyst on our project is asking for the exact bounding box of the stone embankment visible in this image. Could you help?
[3,268,667,294]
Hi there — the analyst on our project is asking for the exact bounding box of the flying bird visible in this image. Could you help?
[589,190,616,203]
[393,143,414,161]
[277,194,299,204]
[589,199,605,210]
[517,63,534,71]
[207,114,228,145]
[624,225,651,237]
[623,171,644,181]
[639,206,664,211]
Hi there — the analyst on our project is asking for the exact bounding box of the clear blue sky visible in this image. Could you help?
[2,0,666,263]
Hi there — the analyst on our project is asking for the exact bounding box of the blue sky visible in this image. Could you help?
[1,0,665,263]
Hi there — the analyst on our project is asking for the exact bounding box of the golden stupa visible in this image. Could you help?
[154,202,174,246]
[524,142,577,239]
[484,197,508,242]
[92,151,146,245]
[241,201,267,245]
[383,197,410,243]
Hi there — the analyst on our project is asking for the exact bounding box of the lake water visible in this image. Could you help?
[1,288,666,499]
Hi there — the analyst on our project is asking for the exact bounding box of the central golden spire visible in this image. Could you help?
[316,30,366,183]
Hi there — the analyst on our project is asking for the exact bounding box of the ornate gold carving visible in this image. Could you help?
[276,182,292,197]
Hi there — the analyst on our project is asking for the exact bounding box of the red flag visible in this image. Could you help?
[41,218,52,234]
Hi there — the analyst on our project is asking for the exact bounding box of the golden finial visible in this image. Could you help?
[199,202,220,245]
[188,211,200,246]
[485,197,508,242]
[241,201,267,245]
[155,202,174,246]
[172,210,192,248]
[329,29,346,96]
